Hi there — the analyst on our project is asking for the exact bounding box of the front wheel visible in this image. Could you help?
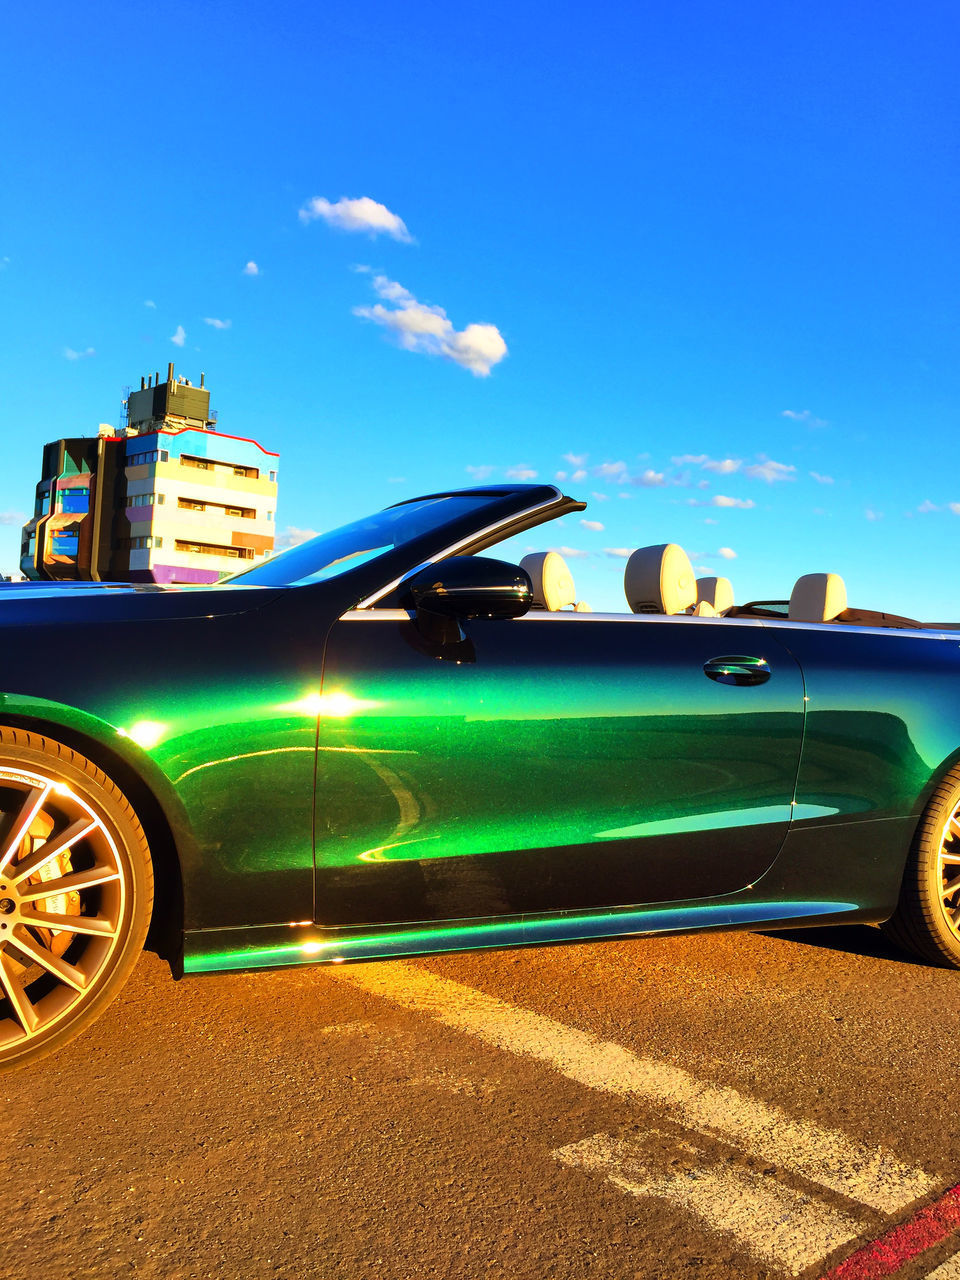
[881,765,960,969]
[0,728,153,1070]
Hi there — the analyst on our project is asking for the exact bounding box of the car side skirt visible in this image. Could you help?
[182,898,868,976]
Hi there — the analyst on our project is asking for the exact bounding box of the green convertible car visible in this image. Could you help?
[1,483,959,1069]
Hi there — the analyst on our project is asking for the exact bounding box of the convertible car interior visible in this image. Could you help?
[510,540,931,629]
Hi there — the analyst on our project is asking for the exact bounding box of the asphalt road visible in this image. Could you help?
[3,925,960,1280]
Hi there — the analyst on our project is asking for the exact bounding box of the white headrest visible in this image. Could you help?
[696,576,734,614]
[519,551,576,611]
[691,600,717,617]
[574,600,592,613]
[624,544,697,614]
[789,572,847,622]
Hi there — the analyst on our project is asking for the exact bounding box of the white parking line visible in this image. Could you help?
[925,1252,960,1279]
[555,1131,864,1275]
[334,961,935,1214]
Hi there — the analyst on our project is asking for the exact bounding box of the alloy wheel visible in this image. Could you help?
[0,766,129,1053]
[938,800,960,942]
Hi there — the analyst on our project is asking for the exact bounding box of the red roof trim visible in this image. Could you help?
[154,426,280,457]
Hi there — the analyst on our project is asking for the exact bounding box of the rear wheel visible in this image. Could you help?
[0,728,153,1070]
[881,765,960,968]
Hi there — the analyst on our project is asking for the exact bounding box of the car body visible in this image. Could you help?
[1,482,959,1067]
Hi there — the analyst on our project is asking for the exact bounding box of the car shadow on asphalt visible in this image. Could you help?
[759,924,936,967]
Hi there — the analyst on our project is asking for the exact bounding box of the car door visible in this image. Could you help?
[312,607,805,928]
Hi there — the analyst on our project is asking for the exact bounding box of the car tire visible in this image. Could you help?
[881,764,960,969]
[0,727,153,1071]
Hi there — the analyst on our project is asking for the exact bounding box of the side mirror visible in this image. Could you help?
[404,556,532,644]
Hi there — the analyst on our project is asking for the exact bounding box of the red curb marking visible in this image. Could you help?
[819,1184,960,1280]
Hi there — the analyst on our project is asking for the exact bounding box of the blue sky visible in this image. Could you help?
[2,1,958,615]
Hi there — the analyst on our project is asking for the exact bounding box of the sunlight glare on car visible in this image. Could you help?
[280,691,382,718]
[117,720,168,750]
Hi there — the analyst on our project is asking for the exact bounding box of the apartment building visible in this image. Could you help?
[20,365,278,584]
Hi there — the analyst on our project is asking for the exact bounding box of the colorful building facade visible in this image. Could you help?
[20,365,278,584]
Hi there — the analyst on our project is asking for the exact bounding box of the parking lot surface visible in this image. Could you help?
[3,925,960,1280]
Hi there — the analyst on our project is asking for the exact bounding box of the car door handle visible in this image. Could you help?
[703,655,772,686]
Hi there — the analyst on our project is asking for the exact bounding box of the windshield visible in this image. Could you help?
[226,495,495,587]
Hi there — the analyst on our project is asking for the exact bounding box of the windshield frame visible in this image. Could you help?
[223,484,584,606]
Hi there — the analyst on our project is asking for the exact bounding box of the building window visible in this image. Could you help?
[177,497,255,518]
[266,511,274,521]
[57,488,90,514]
[181,455,258,479]
[175,539,253,559]
[34,492,50,517]
[128,492,163,507]
[124,535,163,550]
[128,449,166,467]
[268,471,277,483]
[50,532,80,555]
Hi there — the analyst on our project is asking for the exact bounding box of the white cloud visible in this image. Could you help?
[634,468,665,487]
[171,325,186,347]
[466,465,496,481]
[917,499,939,513]
[743,459,795,483]
[865,508,883,521]
[549,545,589,559]
[675,453,794,484]
[388,477,406,484]
[593,460,628,480]
[0,510,25,525]
[300,195,412,242]
[571,468,588,482]
[717,547,737,559]
[372,274,415,304]
[505,464,537,481]
[712,495,755,509]
[704,517,718,525]
[63,346,95,360]
[948,503,960,516]
[590,490,609,502]
[144,299,156,309]
[243,261,260,276]
[277,526,320,548]
[604,548,633,558]
[0,256,9,270]
[563,452,588,467]
[671,454,741,479]
[204,317,231,330]
[351,263,373,274]
[782,409,827,428]
[555,470,568,481]
[354,276,507,376]
[809,471,834,485]
[580,519,604,531]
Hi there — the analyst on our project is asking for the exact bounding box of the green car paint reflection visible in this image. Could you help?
[313,613,806,926]
[1,606,325,930]
[0,481,959,986]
